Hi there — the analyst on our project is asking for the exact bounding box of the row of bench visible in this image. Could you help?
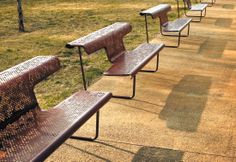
[0,0,216,161]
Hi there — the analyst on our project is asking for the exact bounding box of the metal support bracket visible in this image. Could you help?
[112,75,136,99]
[140,54,159,73]
[70,111,100,141]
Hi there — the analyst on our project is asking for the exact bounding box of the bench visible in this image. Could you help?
[140,4,192,48]
[66,22,164,99]
[0,56,112,161]
[200,0,216,7]
[183,0,208,22]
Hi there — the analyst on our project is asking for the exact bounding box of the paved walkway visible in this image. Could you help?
[47,0,236,161]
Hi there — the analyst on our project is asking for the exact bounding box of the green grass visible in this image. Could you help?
[0,0,184,109]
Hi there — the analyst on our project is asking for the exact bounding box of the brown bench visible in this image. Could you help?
[66,22,164,99]
[200,0,216,7]
[140,4,192,48]
[183,0,208,22]
[0,56,111,161]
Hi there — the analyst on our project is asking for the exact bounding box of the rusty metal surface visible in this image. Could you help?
[103,43,164,76]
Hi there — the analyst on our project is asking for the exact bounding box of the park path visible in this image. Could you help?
[47,0,236,161]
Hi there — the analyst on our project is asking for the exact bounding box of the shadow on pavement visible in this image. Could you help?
[159,75,212,132]
[132,146,184,162]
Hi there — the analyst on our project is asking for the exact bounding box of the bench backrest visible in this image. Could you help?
[183,0,192,9]
[66,22,132,63]
[140,4,171,26]
[0,56,60,137]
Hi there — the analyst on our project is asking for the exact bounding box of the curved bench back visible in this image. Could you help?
[140,4,171,26]
[0,56,60,136]
[183,0,192,9]
[66,22,132,62]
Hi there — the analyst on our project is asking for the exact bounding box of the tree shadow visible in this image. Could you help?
[132,146,184,162]
[159,75,212,132]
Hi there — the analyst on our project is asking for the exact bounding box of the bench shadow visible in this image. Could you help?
[222,4,235,9]
[159,75,212,132]
[132,146,184,162]
[64,143,111,162]
[215,18,233,28]
[198,37,227,58]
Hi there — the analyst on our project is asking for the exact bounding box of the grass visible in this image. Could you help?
[0,0,184,109]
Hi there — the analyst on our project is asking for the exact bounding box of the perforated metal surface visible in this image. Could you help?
[0,56,60,131]
[163,18,192,32]
[0,91,111,162]
[190,4,208,11]
[140,4,171,19]
[0,56,112,161]
[0,56,61,161]
[104,43,164,76]
[66,22,132,63]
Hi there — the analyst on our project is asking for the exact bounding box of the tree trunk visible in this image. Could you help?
[17,0,25,32]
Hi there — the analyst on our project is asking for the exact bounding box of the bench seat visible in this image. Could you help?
[0,90,111,162]
[104,43,164,76]
[163,18,192,32]
[190,3,208,11]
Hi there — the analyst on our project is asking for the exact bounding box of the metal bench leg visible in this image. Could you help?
[164,31,181,48]
[203,8,207,17]
[112,75,136,99]
[70,111,100,141]
[78,47,88,90]
[140,54,159,73]
[185,10,206,22]
[144,14,149,43]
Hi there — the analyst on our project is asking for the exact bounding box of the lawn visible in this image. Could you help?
[0,0,183,108]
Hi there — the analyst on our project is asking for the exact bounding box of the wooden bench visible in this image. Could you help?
[66,22,164,99]
[183,0,208,22]
[140,4,192,48]
[0,56,112,161]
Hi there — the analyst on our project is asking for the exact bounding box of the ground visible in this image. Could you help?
[1,0,236,161]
